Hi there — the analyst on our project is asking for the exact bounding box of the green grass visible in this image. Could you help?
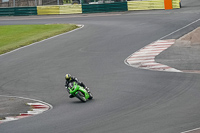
[0,24,79,54]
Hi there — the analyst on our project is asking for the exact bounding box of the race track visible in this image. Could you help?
[1,0,200,133]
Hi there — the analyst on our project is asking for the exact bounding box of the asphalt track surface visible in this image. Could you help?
[1,0,200,133]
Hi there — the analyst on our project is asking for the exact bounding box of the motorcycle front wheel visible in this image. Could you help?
[76,91,86,102]
[88,92,93,100]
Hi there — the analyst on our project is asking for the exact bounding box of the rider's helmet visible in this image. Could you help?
[65,74,72,80]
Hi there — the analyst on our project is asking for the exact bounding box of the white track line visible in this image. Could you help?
[159,18,200,40]
[181,127,200,133]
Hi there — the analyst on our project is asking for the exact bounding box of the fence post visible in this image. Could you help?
[35,0,37,6]
[13,0,15,7]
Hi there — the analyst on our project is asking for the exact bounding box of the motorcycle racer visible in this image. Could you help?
[65,74,90,98]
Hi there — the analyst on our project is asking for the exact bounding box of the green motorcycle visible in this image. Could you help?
[68,82,93,102]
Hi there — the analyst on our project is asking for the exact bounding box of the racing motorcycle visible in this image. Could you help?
[68,82,93,102]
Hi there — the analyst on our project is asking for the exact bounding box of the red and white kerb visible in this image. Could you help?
[0,102,50,124]
[126,39,182,72]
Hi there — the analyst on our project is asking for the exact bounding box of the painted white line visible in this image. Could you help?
[140,49,167,52]
[156,40,174,43]
[27,111,41,114]
[149,43,173,46]
[27,103,47,105]
[129,56,155,59]
[130,54,158,57]
[143,47,168,50]
[138,49,164,51]
[144,46,169,48]
[159,18,200,40]
[142,62,160,65]
[148,65,169,68]
[181,128,200,133]
[134,51,162,54]
[128,60,154,63]
[133,52,160,55]
[151,42,175,45]
[5,117,18,121]
[127,60,154,64]
[165,68,182,72]
[0,25,84,57]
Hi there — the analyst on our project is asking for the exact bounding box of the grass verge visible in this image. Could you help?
[0,24,79,55]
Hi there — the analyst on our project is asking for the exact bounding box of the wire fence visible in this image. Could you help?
[82,0,126,4]
[0,0,137,7]
[0,0,63,7]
